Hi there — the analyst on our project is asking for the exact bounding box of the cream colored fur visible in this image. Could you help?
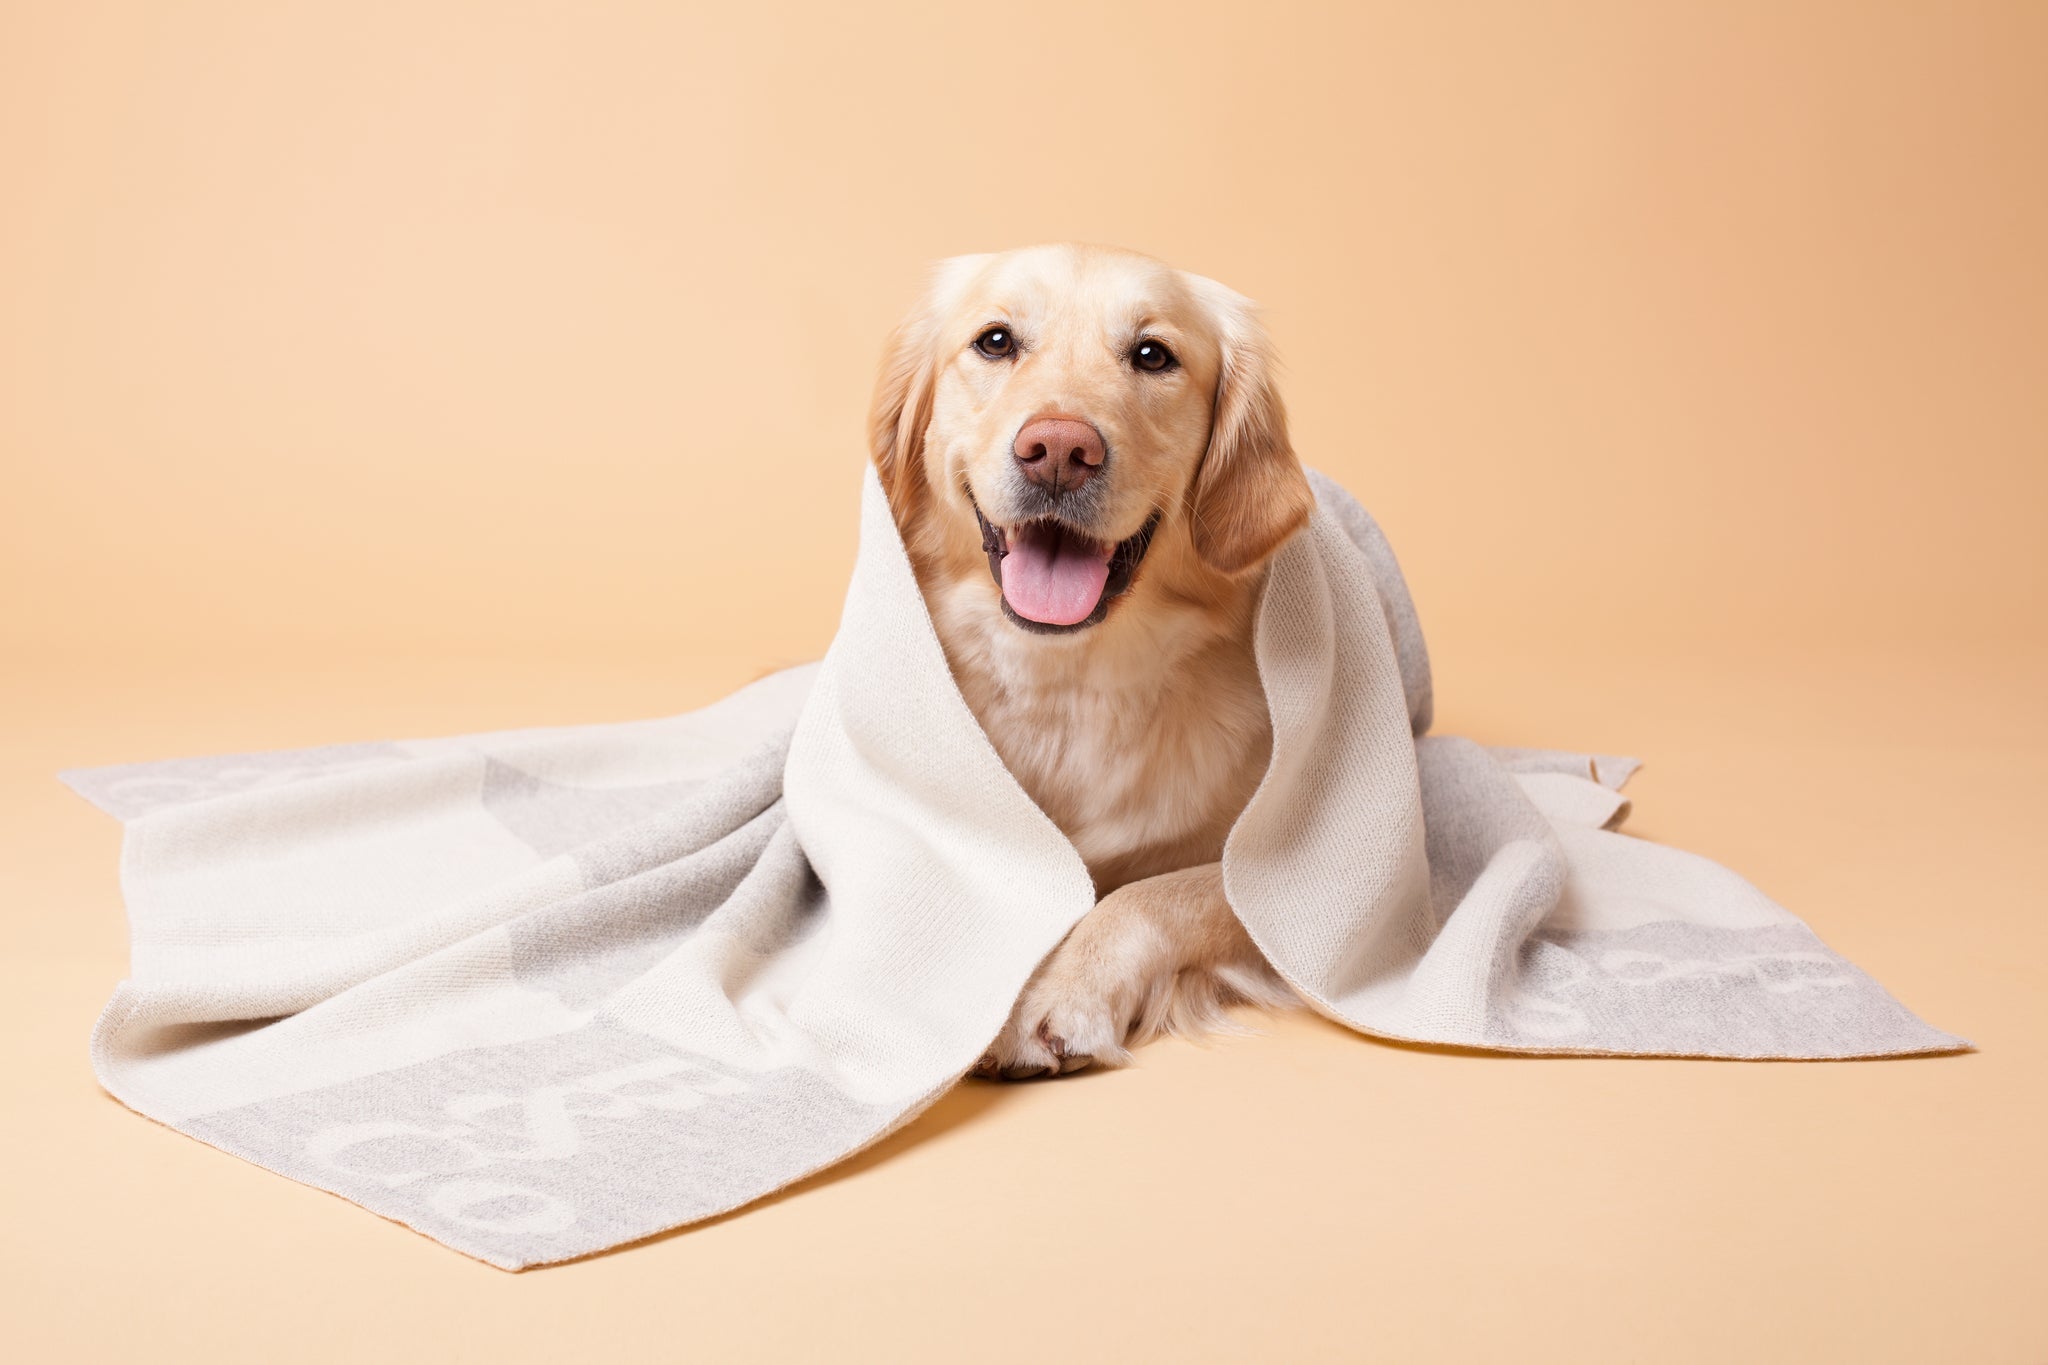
[870,244,1313,1078]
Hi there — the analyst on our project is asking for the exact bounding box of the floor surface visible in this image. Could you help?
[4,642,2042,1363]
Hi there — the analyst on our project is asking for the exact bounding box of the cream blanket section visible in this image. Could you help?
[64,468,1961,1269]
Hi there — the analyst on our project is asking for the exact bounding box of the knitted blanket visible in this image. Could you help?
[63,468,1961,1269]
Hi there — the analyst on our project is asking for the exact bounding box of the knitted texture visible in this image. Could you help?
[62,467,1962,1269]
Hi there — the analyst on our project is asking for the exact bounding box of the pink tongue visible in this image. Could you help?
[1001,523,1113,626]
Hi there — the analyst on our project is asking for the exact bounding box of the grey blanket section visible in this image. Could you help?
[64,471,1963,1269]
[70,719,907,1268]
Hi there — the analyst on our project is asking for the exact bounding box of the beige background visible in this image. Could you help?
[3,2,2044,1361]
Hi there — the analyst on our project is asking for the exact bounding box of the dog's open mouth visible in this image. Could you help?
[971,499,1161,633]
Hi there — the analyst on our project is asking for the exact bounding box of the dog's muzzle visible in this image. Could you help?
[970,495,1161,634]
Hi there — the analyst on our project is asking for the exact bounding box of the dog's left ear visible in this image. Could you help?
[1183,276,1315,574]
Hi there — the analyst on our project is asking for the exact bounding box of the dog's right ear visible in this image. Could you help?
[868,313,937,515]
[869,255,989,514]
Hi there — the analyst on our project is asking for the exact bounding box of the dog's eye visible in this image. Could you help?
[973,326,1015,359]
[1132,339,1177,373]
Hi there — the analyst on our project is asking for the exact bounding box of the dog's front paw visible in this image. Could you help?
[974,919,1154,1080]
[971,864,1288,1082]
[975,994,1130,1081]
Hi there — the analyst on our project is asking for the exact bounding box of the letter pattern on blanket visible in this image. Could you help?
[64,466,1962,1269]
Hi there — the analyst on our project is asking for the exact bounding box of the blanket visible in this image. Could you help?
[63,468,1962,1269]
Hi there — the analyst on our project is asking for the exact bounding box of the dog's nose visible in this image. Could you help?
[1012,417,1105,494]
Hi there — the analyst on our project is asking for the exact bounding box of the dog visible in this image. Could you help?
[870,243,1316,1078]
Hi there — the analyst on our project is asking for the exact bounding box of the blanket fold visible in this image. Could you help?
[63,467,1962,1269]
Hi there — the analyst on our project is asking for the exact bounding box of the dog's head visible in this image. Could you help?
[871,244,1313,635]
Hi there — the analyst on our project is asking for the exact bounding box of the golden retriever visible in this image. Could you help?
[870,243,1313,1078]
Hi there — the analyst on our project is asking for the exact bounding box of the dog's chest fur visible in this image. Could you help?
[929,579,1272,893]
